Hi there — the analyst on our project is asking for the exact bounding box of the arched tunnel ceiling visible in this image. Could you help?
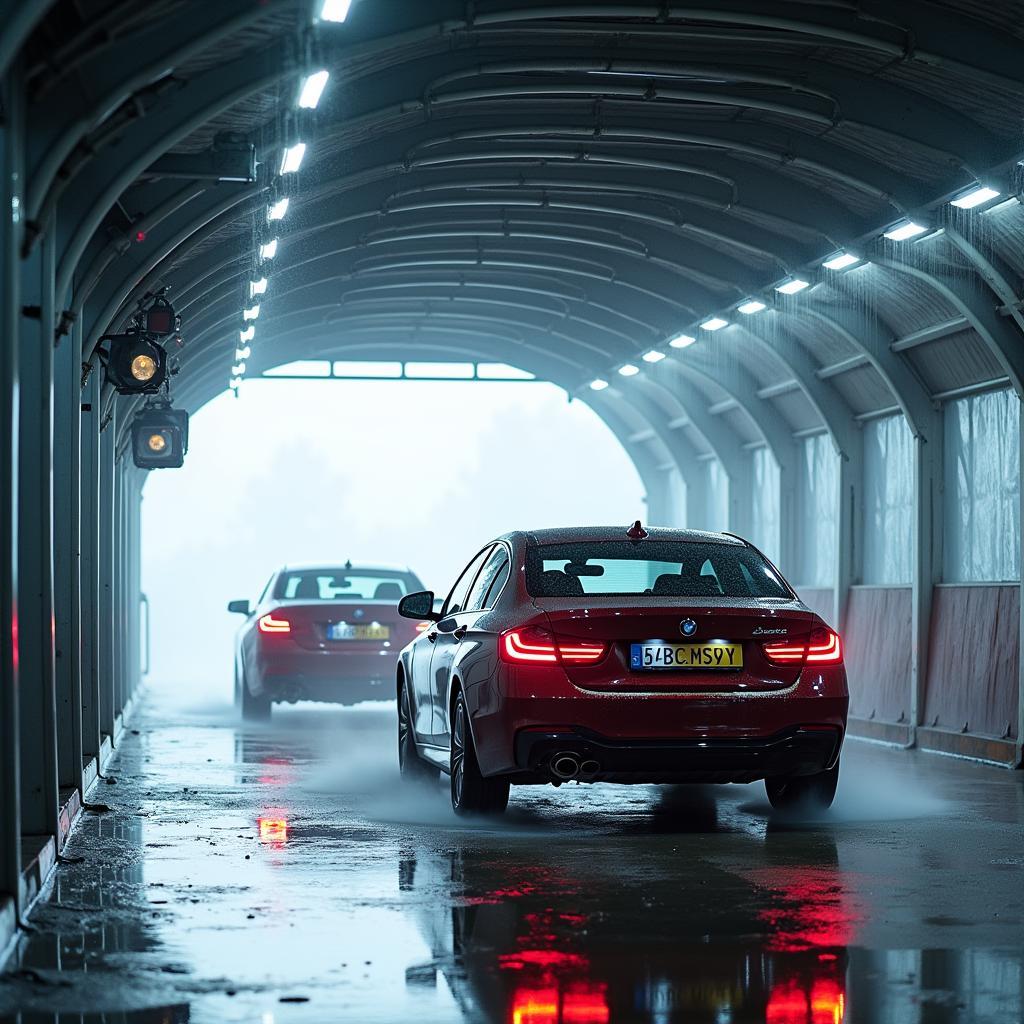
[14,0,1024,474]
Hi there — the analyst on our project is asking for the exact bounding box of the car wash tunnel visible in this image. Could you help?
[2,0,1024,1021]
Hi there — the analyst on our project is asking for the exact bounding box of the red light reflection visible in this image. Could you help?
[257,815,288,848]
[766,975,845,1024]
[510,982,609,1024]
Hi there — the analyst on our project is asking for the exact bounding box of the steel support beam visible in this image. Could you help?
[16,225,59,842]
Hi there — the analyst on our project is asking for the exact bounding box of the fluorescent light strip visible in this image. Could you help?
[642,350,665,363]
[267,198,289,222]
[823,251,860,270]
[700,317,728,331]
[280,142,306,174]
[776,278,809,295]
[259,239,278,260]
[668,333,696,349]
[884,221,928,241]
[737,300,766,314]
[320,0,352,21]
[298,70,329,109]
[951,185,1000,209]
[249,278,268,297]
[590,378,609,391]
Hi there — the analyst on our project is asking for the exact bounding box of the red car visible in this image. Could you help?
[230,562,427,719]
[396,525,847,815]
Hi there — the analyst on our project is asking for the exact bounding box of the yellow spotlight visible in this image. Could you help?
[147,433,167,453]
[131,354,157,381]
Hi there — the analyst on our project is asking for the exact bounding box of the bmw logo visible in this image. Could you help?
[680,618,697,637]
[353,608,365,619]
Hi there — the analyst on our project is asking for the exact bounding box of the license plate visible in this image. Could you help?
[327,623,390,641]
[630,642,743,670]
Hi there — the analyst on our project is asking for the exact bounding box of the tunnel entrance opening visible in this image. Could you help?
[140,372,645,701]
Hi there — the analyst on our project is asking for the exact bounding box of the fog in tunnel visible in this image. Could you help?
[140,377,644,694]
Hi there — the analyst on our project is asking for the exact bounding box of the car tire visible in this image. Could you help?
[239,666,271,722]
[765,759,839,811]
[398,681,437,783]
[450,689,509,816]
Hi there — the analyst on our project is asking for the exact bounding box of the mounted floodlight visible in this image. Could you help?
[951,185,1000,209]
[884,220,928,241]
[131,408,189,470]
[618,364,640,377]
[668,333,696,349]
[320,0,352,21]
[267,198,289,222]
[259,238,278,260]
[243,304,260,321]
[700,317,728,331]
[298,70,330,109]
[239,325,256,344]
[775,278,809,295]
[642,350,665,363]
[250,277,268,298]
[590,378,609,391]
[144,296,177,336]
[104,332,168,394]
[823,251,860,270]
[280,142,306,174]
[737,300,766,314]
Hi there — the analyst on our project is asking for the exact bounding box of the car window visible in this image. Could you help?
[525,541,791,599]
[482,556,510,608]
[465,545,509,611]
[443,546,493,617]
[273,569,417,601]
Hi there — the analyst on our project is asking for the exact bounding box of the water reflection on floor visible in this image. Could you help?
[1,688,1022,1023]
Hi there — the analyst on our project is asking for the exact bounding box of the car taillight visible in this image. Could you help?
[501,626,607,666]
[763,627,842,666]
[257,613,291,634]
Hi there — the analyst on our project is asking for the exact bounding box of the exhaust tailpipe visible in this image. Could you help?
[550,753,581,780]
[579,759,601,777]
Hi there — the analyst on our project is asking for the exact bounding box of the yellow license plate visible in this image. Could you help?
[630,642,743,670]
[328,623,390,641]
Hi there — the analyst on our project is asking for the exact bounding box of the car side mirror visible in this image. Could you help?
[227,599,251,616]
[399,590,438,621]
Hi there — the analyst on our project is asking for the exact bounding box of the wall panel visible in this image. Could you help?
[845,586,913,726]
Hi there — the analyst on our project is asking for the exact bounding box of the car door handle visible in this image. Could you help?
[453,625,468,641]
[426,630,438,643]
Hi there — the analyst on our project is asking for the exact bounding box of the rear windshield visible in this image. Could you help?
[274,569,420,602]
[525,542,791,599]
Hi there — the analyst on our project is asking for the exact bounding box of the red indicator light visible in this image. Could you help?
[258,613,291,634]
[135,230,146,242]
[501,627,607,666]
[763,627,842,666]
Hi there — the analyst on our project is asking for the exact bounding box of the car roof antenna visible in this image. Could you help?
[626,520,648,540]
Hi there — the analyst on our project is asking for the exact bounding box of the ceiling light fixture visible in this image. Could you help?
[242,304,260,321]
[239,325,255,344]
[319,0,352,21]
[883,220,928,241]
[249,278,268,298]
[700,317,728,331]
[298,70,329,109]
[590,378,609,391]
[279,142,306,174]
[259,239,278,260]
[822,251,860,270]
[737,300,766,314]
[267,198,289,222]
[618,364,640,377]
[642,350,666,363]
[775,278,810,295]
[950,185,1000,209]
[668,334,696,349]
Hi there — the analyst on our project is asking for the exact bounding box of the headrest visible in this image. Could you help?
[373,582,403,601]
[539,569,584,597]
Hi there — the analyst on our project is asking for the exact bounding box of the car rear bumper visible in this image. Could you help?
[252,651,395,704]
[512,724,843,784]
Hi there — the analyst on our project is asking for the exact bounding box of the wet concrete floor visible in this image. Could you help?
[1,686,1023,1023]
